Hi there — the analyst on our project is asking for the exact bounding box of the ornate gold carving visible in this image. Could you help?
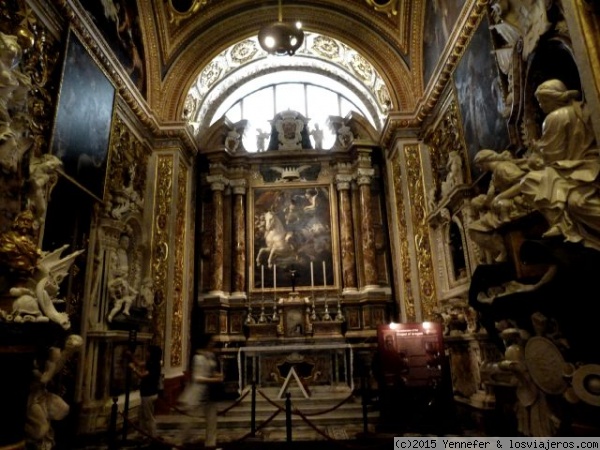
[170,160,188,367]
[167,0,209,26]
[404,144,437,320]
[424,98,468,205]
[390,152,415,321]
[105,117,151,215]
[152,156,174,347]
[364,0,400,17]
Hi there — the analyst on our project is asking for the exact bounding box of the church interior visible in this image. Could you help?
[2,0,600,448]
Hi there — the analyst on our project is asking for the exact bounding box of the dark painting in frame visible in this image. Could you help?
[82,0,145,94]
[50,29,115,201]
[252,185,334,293]
[423,0,465,87]
[453,14,510,180]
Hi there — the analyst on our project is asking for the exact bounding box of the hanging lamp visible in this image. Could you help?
[258,0,304,56]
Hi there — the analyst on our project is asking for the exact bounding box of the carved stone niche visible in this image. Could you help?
[429,186,474,290]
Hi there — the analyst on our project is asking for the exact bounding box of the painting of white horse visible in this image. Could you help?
[253,187,333,289]
[256,211,296,268]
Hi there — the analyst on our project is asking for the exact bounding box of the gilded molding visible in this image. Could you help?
[423,97,469,203]
[404,144,437,320]
[151,155,174,347]
[364,0,400,17]
[390,152,415,321]
[170,159,188,367]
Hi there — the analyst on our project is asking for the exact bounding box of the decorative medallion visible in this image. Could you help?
[231,39,258,64]
[349,53,373,82]
[199,60,222,90]
[312,35,341,60]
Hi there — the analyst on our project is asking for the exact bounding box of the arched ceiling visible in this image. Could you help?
[136,0,426,123]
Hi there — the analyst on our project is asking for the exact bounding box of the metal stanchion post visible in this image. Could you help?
[361,375,369,435]
[251,382,257,437]
[108,397,118,450]
[285,392,292,443]
[122,329,137,442]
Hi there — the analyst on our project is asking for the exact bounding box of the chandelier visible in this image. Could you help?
[258,0,304,56]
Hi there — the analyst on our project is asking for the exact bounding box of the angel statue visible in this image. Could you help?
[0,209,83,328]
[9,244,84,330]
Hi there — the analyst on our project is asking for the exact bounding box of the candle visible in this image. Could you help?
[323,261,327,288]
[310,261,314,289]
[273,264,276,290]
[261,265,264,291]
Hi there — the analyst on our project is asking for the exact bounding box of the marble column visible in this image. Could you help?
[230,179,247,296]
[336,174,357,292]
[207,175,227,295]
[357,168,378,288]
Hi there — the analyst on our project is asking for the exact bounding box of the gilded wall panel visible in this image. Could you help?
[152,155,174,347]
[170,159,188,367]
[404,144,437,320]
[390,151,415,321]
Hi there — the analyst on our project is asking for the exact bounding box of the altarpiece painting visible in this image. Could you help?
[252,186,334,293]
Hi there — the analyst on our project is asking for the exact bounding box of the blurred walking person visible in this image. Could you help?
[179,336,223,449]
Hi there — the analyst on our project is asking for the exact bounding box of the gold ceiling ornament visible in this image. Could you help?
[167,0,209,25]
[364,0,400,17]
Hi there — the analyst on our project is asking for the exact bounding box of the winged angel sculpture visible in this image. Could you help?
[0,210,84,329]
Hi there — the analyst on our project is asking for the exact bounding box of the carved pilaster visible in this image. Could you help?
[206,175,228,294]
[230,179,247,296]
[390,153,416,321]
[405,144,437,320]
[170,160,188,367]
[356,168,378,288]
[152,156,174,347]
[335,174,357,291]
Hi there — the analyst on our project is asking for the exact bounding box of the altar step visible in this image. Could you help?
[156,386,379,443]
